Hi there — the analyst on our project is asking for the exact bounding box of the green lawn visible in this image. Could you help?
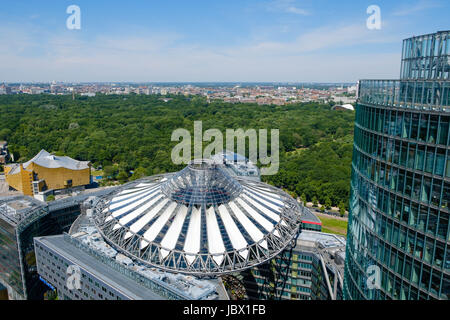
[319,216,348,237]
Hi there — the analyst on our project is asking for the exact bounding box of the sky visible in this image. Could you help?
[0,0,448,83]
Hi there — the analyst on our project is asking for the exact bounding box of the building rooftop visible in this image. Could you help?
[332,104,355,111]
[297,229,346,248]
[68,210,226,300]
[35,234,168,300]
[0,196,47,226]
[7,149,90,175]
[211,151,260,180]
[296,230,346,275]
[300,207,322,226]
[93,160,303,275]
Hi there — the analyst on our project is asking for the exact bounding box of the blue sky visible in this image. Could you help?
[0,0,448,82]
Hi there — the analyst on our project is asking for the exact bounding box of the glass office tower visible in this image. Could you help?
[344,31,450,300]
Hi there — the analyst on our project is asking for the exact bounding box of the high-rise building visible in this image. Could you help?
[344,31,450,300]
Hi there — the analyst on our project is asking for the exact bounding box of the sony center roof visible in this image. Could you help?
[93,159,302,276]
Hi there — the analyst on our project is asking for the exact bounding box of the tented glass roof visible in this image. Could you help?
[161,159,243,206]
[93,160,303,276]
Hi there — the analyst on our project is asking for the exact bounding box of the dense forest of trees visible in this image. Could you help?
[0,94,355,208]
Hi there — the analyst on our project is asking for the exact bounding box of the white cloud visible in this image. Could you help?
[266,0,310,16]
[0,22,401,82]
[393,0,442,16]
[285,6,309,15]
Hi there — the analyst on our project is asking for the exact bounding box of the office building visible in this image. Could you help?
[344,31,450,300]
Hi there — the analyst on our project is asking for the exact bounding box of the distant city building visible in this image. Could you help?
[0,82,358,106]
[0,84,11,95]
[332,104,355,111]
[344,31,450,300]
[5,150,91,196]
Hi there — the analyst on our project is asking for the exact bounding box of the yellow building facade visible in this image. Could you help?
[5,150,91,196]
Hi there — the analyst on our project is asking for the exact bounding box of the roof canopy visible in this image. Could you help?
[94,160,303,276]
[23,149,90,170]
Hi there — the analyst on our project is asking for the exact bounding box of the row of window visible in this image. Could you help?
[351,165,449,244]
[345,247,449,300]
[345,174,450,299]
[349,198,448,276]
[358,80,450,111]
[356,105,449,146]
[355,130,450,180]
[35,244,124,300]
[353,148,450,212]
[401,33,449,80]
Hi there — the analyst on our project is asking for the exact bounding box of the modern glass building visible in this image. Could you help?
[240,230,345,300]
[0,188,117,300]
[344,31,450,300]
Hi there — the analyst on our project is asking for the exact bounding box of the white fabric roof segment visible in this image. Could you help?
[117,185,149,196]
[126,198,169,235]
[247,186,285,206]
[206,206,225,265]
[183,206,202,264]
[245,189,283,212]
[135,182,155,188]
[160,205,189,259]
[111,191,162,220]
[140,202,178,245]
[243,190,288,227]
[110,185,159,209]
[227,201,267,249]
[112,184,156,202]
[112,193,164,230]
[235,197,276,235]
[241,193,281,223]
[217,205,248,259]
[23,149,90,170]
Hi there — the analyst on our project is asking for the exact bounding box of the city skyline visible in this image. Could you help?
[1,0,449,83]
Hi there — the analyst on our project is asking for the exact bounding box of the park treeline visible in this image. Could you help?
[0,93,354,208]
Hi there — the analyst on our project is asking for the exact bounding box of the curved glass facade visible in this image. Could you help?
[344,31,450,300]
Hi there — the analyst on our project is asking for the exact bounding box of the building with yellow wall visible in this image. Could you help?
[5,150,91,196]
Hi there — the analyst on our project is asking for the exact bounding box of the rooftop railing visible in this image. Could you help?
[358,79,449,112]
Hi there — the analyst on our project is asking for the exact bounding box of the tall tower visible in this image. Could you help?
[344,31,449,300]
